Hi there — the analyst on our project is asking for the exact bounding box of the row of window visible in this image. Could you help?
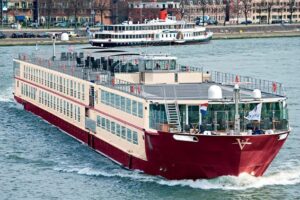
[96,115,138,145]
[38,90,81,122]
[103,24,195,32]
[21,83,37,100]
[101,90,143,118]
[23,65,85,102]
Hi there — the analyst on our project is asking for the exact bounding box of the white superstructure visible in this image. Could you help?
[89,17,213,47]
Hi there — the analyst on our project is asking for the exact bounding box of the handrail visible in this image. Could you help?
[210,71,286,96]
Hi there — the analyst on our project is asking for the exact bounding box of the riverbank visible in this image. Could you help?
[0,24,300,46]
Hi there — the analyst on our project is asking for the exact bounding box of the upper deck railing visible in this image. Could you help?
[16,53,286,100]
[211,71,286,97]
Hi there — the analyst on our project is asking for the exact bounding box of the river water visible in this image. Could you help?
[0,38,299,199]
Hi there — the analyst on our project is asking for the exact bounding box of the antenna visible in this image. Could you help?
[231,75,252,135]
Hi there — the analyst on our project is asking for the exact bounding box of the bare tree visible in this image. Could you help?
[266,0,274,24]
[233,0,242,24]
[68,0,82,28]
[198,0,208,26]
[257,0,266,24]
[178,0,187,20]
[214,0,223,23]
[40,0,54,28]
[288,0,296,23]
[223,0,230,26]
[94,0,109,24]
[240,0,252,25]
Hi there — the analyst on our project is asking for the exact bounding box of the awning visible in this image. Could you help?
[15,16,25,21]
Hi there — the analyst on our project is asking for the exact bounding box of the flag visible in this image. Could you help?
[245,103,262,121]
[200,103,208,116]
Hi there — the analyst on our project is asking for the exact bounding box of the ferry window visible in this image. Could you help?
[116,124,121,136]
[97,116,101,127]
[60,99,62,113]
[66,79,69,95]
[115,95,120,109]
[127,129,132,142]
[101,90,105,103]
[121,126,126,139]
[74,82,77,98]
[170,60,176,70]
[111,93,115,107]
[106,119,110,131]
[126,98,131,114]
[121,96,126,111]
[63,100,66,115]
[101,117,106,128]
[70,80,73,96]
[67,102,70,116]
[77,107,80,122]
[105,91,110,105]
[138,102,143,118]
[111,121,116,134]
[78,83,80,99]
[70,104,73,118]
[82,85,85,101]
[133,131,138,144]
[132,100,137,116]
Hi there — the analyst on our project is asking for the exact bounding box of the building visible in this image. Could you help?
[1,0,35,23]
[38,0,112,26]
[127,0,181,23]
[0,0,112,25]
[251,0,300,23]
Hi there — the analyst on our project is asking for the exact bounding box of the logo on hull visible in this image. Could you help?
[233,138,252,150]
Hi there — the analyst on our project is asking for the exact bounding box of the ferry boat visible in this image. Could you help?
[13,49,290,180]
[89,11,213,47]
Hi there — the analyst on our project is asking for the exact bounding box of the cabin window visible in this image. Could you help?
[116,124,121,136]
[132,100,137,116]
[97,116,101,127]
[127,128,132,142]
[121,96,126,111]
[101,117,106,128]
[126,98,131,114]
[111,121,116,134]
[106,119,110,131]
[138,102,143,118]
[133,131,138,144]
[121,126,126,139]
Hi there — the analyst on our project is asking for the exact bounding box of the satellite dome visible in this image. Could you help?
[61,33,69,41]
[253,89,262,99]
[208,85,222,100]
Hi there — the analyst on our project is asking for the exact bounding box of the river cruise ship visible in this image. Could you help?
[13,49,290,179]
[89,16,213,47]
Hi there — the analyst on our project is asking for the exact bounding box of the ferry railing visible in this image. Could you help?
[210,71,286,96]
[98,77,145,98]
[17,53,107,81]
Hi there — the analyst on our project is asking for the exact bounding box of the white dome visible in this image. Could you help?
[61,33,69,41]
[253,89,262,99]
[208,85,222,100]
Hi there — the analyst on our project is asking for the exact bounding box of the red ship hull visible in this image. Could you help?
[14,95,289,180]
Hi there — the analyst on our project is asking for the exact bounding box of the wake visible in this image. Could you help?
[54,164,300,190]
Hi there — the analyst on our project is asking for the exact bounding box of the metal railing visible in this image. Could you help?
[211,71,286,96]
[98,77,145,98]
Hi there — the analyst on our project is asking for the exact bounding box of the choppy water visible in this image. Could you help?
[0,38,300,199]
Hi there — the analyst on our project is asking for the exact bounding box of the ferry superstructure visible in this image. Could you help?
[89,16,213,47]
[13,50,290,179]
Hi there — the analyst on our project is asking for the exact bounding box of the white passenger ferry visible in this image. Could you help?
[89,16,213,47]
[13,49,290,180]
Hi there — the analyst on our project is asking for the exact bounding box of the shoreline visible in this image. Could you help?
[0,31,299,46]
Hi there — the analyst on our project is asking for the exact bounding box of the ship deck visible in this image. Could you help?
[141,82,281,100]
